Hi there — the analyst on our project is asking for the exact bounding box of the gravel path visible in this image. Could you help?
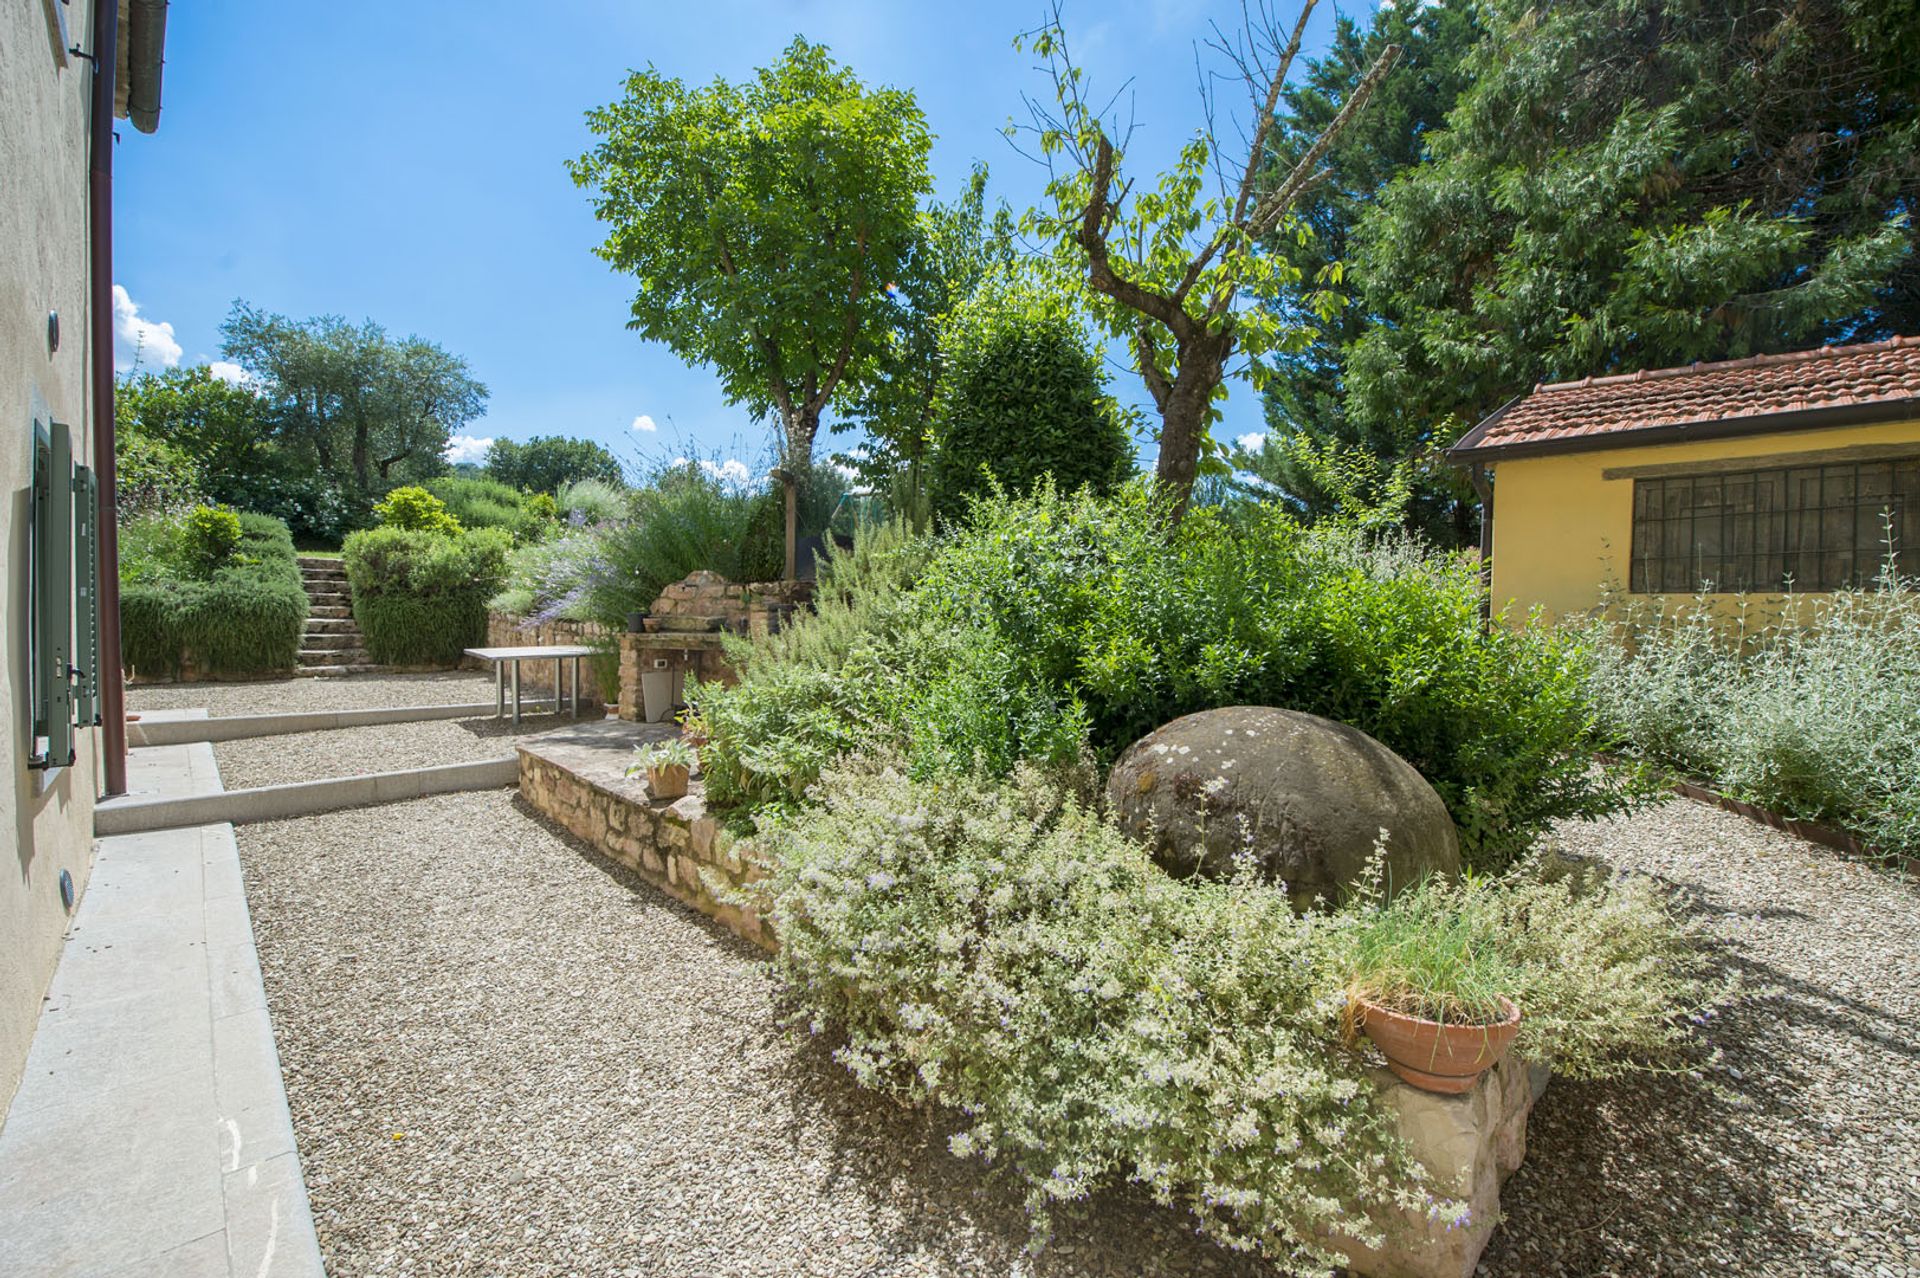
[239,791,1274,1278]
[237,785,1920,1277]
[130,671,500,717]
[210,717,551,789]
[1480,799,1920,1278]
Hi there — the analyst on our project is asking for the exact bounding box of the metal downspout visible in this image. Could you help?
[1468,463,1494,624]
[90,0,127,795]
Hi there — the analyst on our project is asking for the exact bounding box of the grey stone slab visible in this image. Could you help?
[209,939,268,1022]
[96,1230,232,1278]
[17,978,214,1101]
[213,1008,297,1175]
[0,1065,225,1276]
[223,1153,325,1278]
[129,700,499,747]
[96,757,519,835]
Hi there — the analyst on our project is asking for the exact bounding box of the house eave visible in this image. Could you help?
[1445,397,1920,465]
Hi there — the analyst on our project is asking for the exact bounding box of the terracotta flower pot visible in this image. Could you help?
[647,763,690,800]
[1355,994,1521,1095]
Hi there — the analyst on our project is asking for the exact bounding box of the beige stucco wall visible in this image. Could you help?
[0,0,105,1113]
[1488,418,1920,624]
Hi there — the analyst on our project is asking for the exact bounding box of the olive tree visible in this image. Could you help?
[1019,1,1398,519]
[570,38,932,479]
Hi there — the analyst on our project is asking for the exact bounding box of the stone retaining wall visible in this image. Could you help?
[518,751,771,951]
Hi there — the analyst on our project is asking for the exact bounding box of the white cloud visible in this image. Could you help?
[444,434,494,464]
[701,458,752,487]
[112,285,182,372]
[1236,432,1271,453]
[631,414,658,433]
[206,360,250,386]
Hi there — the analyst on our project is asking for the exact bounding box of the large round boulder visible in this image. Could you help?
[1106,706,1459,907]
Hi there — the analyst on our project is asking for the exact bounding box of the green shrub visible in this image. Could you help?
[373,485,462,535]
[1585,577,1920,858]
[426,475,527,530]
[556,477,624,526]
[177,505,243,574]
[343,526,511,665]
[761,759,1723,1268]
[698,485,1627,868]
[210,464,370,546]
[119,512,306,677]
[115,431,204,523]
[928,279,1134,523]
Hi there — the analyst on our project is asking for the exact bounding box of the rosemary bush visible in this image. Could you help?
[120,512,306,677]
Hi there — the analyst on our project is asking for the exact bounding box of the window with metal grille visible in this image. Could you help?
[1630,457,1920,593]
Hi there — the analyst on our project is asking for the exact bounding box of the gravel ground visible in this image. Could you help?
[238,787,1920,1277]
[211,717,561,789]
[1480,800,1920,1278]
[239,791,1274,1278]
[129,670,502,717]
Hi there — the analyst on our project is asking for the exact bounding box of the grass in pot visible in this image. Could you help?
[1339,874,1523,1094]
[627,737,698,800]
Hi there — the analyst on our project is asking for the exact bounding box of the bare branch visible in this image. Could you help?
[1229,0,1317,227]
[1077,133,1195,340]
[1249,43,1401,240]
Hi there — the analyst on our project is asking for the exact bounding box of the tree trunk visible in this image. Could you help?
[1152,332,1232,521]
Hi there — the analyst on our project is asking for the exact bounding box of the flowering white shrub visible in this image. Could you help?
[757,760,1727,1270]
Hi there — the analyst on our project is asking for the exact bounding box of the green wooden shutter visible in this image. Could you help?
[73,462,100,727]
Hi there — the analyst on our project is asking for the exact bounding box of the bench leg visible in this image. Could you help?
[511,660,521,728]
[571,656,580,718]
[495,663,504,718]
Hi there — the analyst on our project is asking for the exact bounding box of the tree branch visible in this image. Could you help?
[1078,134,1196,341]
[1248,43,1400,241]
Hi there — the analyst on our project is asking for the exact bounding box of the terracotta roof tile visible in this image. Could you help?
[1452,337,1920,457]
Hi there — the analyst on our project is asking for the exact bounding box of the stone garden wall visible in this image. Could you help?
[518,748,772,951]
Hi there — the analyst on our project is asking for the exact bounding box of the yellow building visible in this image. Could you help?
[1449,339,1920,622]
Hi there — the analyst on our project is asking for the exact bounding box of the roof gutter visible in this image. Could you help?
[124,0,168,134]
[1446,396,1920,465]
[90,0,127,793]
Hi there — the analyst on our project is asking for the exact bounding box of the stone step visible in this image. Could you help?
[295,556,344,570]
[301,632,364,652]
[304,590,351,605]
[293,663,381,678]
[308,604,352,620]
[303,616,361,634]
[298,647,369,664]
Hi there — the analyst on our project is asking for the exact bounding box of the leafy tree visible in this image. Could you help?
[115,365,272,492]
[843,164,1019,525]
[219,302,488,495]
[483,435,623,494]
[1018,0,1400,519]
[1343,0,1920,465]
[929,279,1134,522]
[570,38,932,477]
[1250,0,1485,538]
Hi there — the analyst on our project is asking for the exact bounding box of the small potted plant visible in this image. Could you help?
[1340,878,1523,1095]
[626,737,698,800]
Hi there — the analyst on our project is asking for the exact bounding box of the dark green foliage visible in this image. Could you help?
[1253,0,1485,539]
[928,286,1134,523]
[1340,0,1920,454]
[119,513,307,678]
[208,463,370,548]
[697,487,1624,867]
[483,435,623,494]
[343,526,511,665]
[115,366,272,496]
[115,430,204,523]
[220,302,487,495]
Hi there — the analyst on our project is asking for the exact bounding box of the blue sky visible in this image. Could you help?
[113,0,1348,480]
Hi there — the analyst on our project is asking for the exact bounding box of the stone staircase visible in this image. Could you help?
[296,556,376,677]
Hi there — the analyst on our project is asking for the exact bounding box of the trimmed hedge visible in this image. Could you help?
[120,512,307,678]
[343,525,511,665]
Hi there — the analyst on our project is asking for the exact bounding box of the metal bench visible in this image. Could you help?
[463,645,595,726]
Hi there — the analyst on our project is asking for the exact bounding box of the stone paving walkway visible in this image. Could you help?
[0,725,324,1278]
